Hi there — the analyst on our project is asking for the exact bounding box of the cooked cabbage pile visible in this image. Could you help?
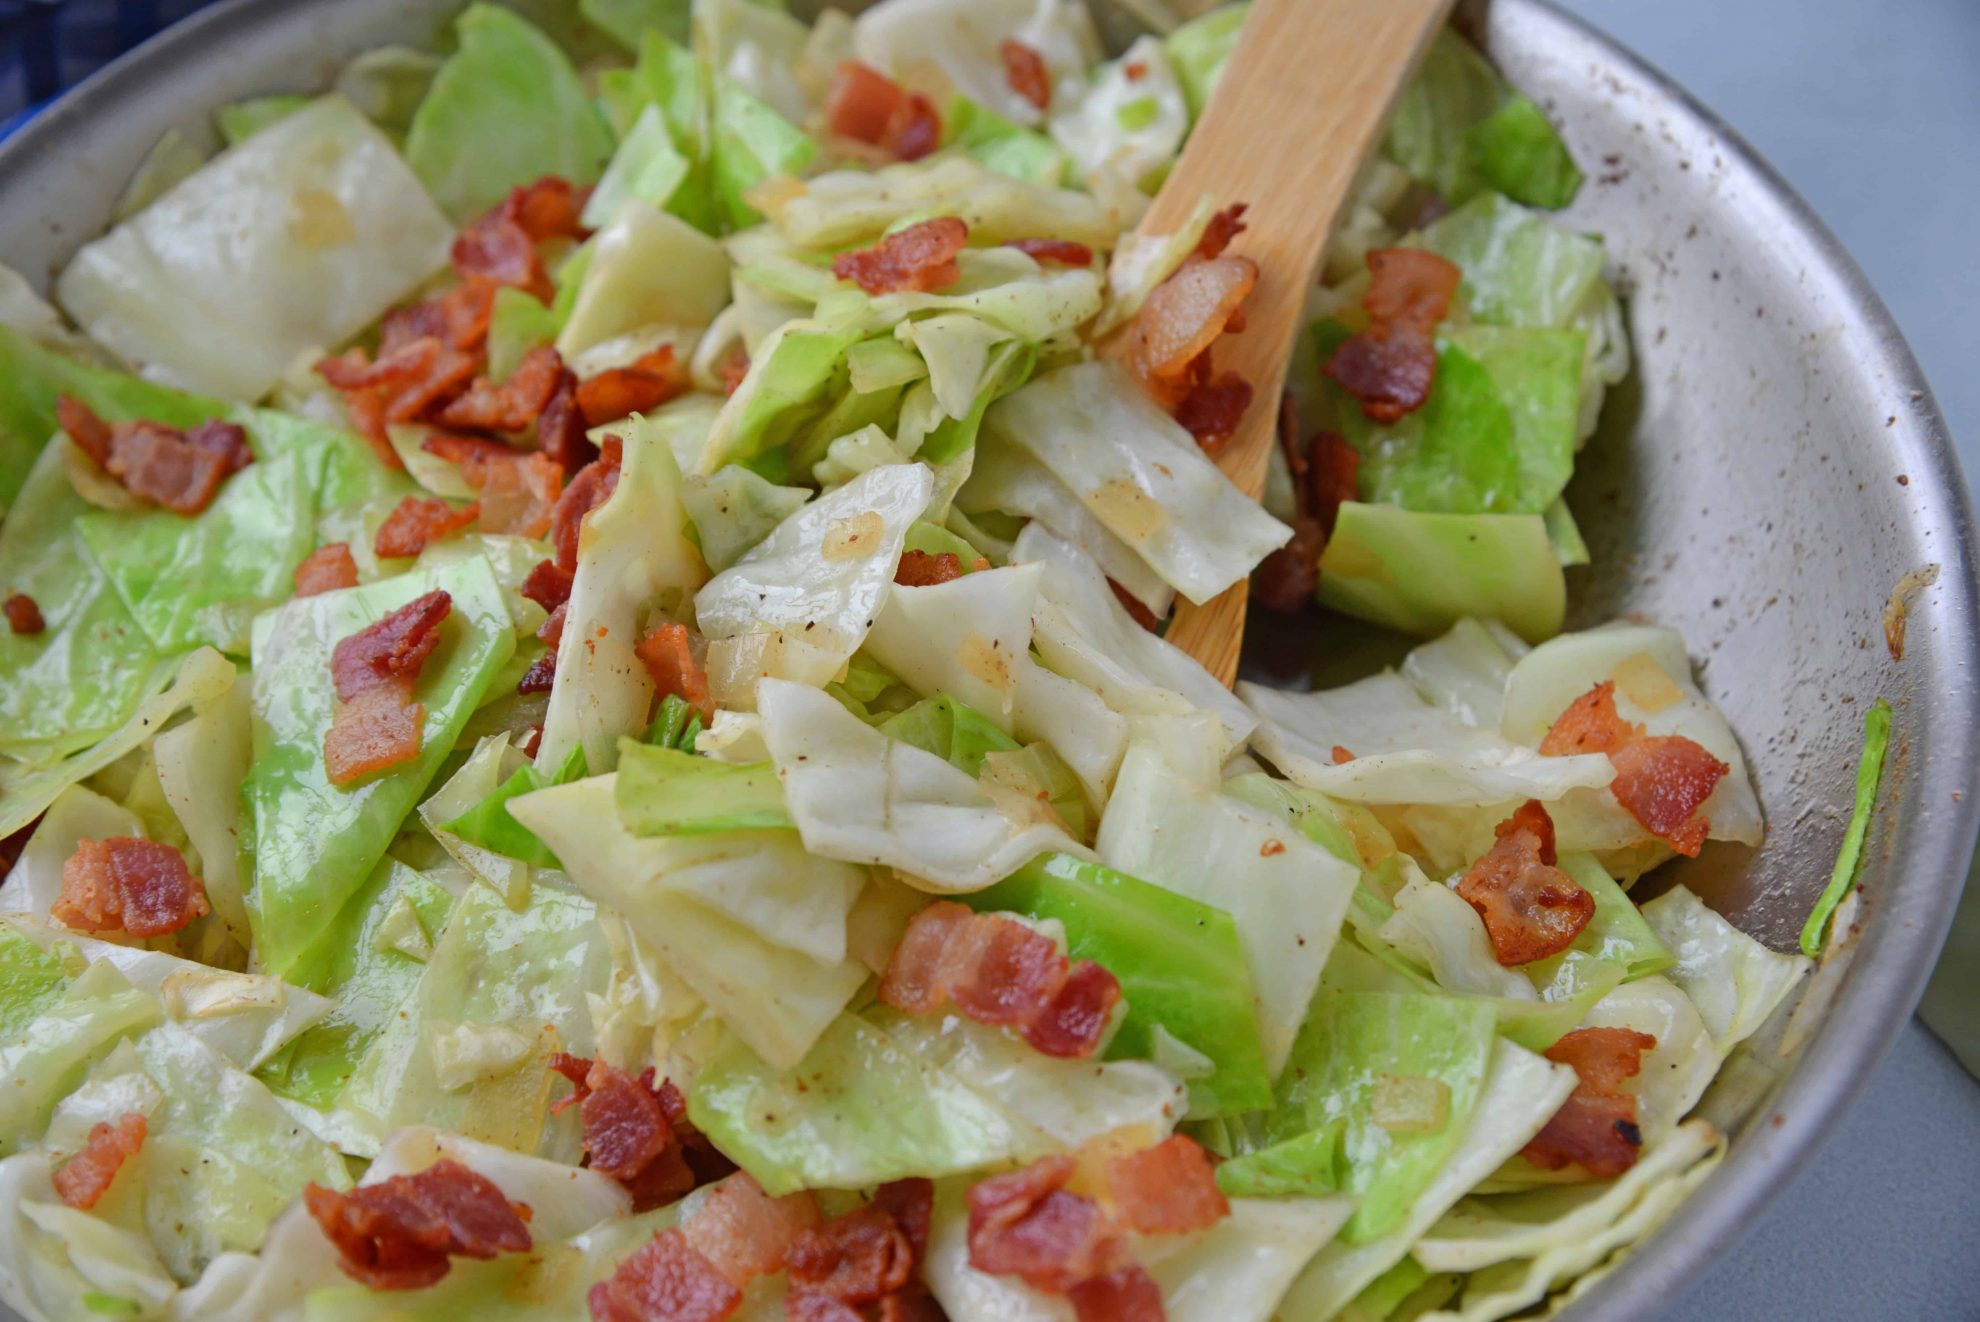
[0,2,1821,1320]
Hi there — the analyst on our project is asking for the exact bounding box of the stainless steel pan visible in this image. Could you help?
[0,0,1970,1315]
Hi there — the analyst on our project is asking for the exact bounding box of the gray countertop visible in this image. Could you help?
[1557,1,1980,1317]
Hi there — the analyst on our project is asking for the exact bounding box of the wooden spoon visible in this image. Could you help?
[1148,0,1454,687]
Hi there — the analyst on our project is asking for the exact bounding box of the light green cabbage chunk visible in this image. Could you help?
[243,557,514,978]
[765,155,1127,251]
[756,678,1084,893]
[1317,501,1567,643]
[1418,192,1608,332]
[1640,885,1809,1053]
[982,362,1291,604]
[1099,742,1359,1076]
[153,673,255,949]
[556,201,733,359]
[58,97,454,401]
[0,963,161,1156]
[1049,36,1188,191]
[405,4,614,222]
[0,1149,179,1320]
[1164,3,1249,121]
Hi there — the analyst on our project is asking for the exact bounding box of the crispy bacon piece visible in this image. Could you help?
[57,394,114,467]
[1326,247,1461,423]
[720,350,751,397]
[895,549,964,586]
[1105,1136,1227,1235]
[1454,801,1594,966]
[1001,39,1052,111]
[52,837,210,938]
[684,1172,821,1288]
[1332,745,1355,764]
[826,62,942,162]
[577,345,689,428]
[967,1156,1118,1295]
[1019,959,1121,1058]
[374,495,479,560]
[589,1228,741,1322]
[501,176,591,243]
[1523,1027,1658,1178]
[453,209,551,303]
[65,405,256,516]
[1539,681,1640,756]
[53,1113,147,1210]
[331,590,453,700]
[1067,1265,1164,1322]
[324,678,426,786]
[579,1061,696,1212]
[1307,432,1361,535]
[1608,736,1728,857]
[1172,364,1253,455]
[4,593,44,635]
[1007,238,1093,267]
[788,1208,915,1305]
[833,218,970,296]
[1128,255,1259,391]
[1109,580,1161,631]
[538,368,599,474]
[552,436,626,571]
[1253,516,1323,615]
[880,903,1118,1058]
[1541,683,1729,855]
[873,1178,934,1263]
[305,1159,532,1291]
[1195,203,1248,260]
[522,558,574,614]
[295,543,360,598]
[317,337,480,463]
[635,621,716,724]
[437,345,566,433]
[382,278,497,357]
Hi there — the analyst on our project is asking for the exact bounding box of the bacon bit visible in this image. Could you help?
[1455,801,1594,966]
[1000,39,1052,111]
[582,1062,696,1212]
[324,679,426,786]
[1332,745,1355,764]
[331,590,453,700]
[634,621,716,724]
[419,431,520,469]
[4,593,44,635]
[54,1112,147,1210]
[967,1156,1118,1295]
[1006,238,1094,267]
[1067,1265,1165,1322]
[684,1171,821,1288]
[1326,247,1462,423]
[1608,736,1728,857]
[832,217,970,296]
[576,345,689,429]
[437,345,566,433]
[294,543,360,598]
[517,656,557,695]
[873,1178,934,1263]
[1022,960,1122,1059]
[589,1228,740,1322]
[952,919,1067,1026]
[826,62,942,162]
[789,1208,914,1305]
[1108,580,1162,631]
[305,1159,532,1291]
[1523,1027,1658,1178]
[1539,681,1640,756]
[1260,839,1287,857]
[538,602,568,651]
[1252,517,1321,615]
[551,436,625,572]
[374,495,478,560]
[1541,682,1728,855]
[317,337,480,464]
[720,350,750,397]
[382,278,497,357]
[57,394,114,467]
[1129,256,1258,391]
[1124,61,1149,83]
[895,549,964,587]
[522,558,574,614]
[537,368,599,475]
[1308,432,1361,536]
[1172,363,1253,455]
[881,902,1118,1059]
[1105,1136,1227,1236]
[52,837,210,938]
[1196,204,1249,260]
[452,210,550,303]
[501,176,592,244]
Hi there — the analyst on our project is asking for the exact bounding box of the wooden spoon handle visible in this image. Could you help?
[1156,0,1454,686]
